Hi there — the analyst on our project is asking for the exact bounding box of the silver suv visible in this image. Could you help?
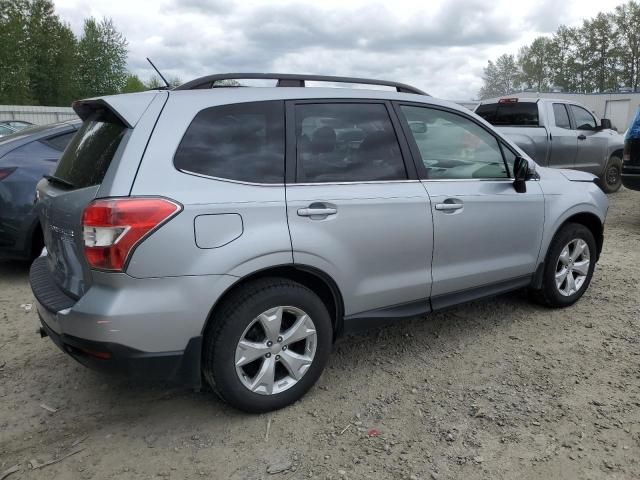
[30,74,608,412]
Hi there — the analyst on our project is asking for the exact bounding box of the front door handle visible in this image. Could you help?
[297,203,338,218]
[578,134,587,140]
[435,203,463,211]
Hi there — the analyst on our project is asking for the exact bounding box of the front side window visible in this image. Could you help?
[570,105,597,130]
[174,101,285,183]
[400,105,508,180]
[553,104,571,129]
[295,103,406,182]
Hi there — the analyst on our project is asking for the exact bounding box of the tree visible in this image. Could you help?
[25,0,77,106]
[519,37,552,91]
[548,26,577,91]
[76,17,128,98]
[613,1,640,90]
[0,0,33,104]
[478,54,520,99]
[122,73,146,93]
[583,13,618,92]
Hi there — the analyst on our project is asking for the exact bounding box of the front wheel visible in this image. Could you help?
[202,278,333,413]
[531,223,597,308]
[599,155,623,193]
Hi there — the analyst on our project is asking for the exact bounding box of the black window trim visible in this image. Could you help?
[172,99,287,186]
[392,101,515,181]
[285,98,417,185]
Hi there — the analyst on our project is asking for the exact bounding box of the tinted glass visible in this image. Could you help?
[0,125,13,136]
[174,101,285,183]
[500,143,518,176]
[401,105,508,179]
[476,102,539,126]
[54,111,127,189]
[552,104,571,129]
[43,132,75,151]
[295,103,406,182]
[570,105,597,130]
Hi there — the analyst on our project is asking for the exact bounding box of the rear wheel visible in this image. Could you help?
[531,223,596,308]
[202,278,333,413]
[599,155,622,193]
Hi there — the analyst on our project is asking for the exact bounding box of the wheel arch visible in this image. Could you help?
[533,210,604,290]
[610,148,623,160]
[201,264,345,342]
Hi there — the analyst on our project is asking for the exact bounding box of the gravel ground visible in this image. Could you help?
[0,188,639,480]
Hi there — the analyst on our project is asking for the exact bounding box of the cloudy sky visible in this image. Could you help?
[53,0,627,100]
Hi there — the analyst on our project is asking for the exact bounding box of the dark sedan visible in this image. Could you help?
[0,120,80,261]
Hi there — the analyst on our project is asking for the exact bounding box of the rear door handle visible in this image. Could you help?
[578,134,587,140]
[435,203,463,211]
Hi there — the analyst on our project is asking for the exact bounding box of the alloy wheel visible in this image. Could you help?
[555,238,591,297]
[235,306,317,395]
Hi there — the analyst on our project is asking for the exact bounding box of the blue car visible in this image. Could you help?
[0,120,80,261]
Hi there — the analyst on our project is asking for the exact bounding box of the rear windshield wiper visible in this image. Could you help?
[43,174,76,189]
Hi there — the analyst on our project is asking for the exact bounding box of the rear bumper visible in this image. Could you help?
[29,256,237,387]
[38,314,202,387]
[621,165,640,191]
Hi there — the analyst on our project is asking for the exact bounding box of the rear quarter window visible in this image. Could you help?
[53,111,127,188]
[476,102,539,126]
[174,101,285,183]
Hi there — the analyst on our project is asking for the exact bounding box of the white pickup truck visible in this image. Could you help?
[475,98,624,192]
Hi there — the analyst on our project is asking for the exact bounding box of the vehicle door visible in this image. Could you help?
[569,104,608,175]
[548,103,578,169]
[394,102,545,309]
[285,100,434,318]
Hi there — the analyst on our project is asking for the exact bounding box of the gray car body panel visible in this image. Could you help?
[33,86,609,358]
[476,98,624,176]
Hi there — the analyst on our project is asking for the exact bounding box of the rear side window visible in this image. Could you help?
[42,132,75,151]
[54,111,126,188]
[294,103,406,182]
[552,104,571,129]
[174,101,285,183]
[476,102,539,126]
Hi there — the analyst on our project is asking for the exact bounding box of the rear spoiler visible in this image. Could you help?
[72,91,165,128]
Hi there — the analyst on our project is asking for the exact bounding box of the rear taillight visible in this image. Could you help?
[0,167,16,181]
[82,197,181,271]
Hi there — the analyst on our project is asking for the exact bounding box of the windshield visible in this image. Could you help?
[53,111,127,189]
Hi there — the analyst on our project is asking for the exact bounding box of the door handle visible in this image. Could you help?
[435,203,463,211]
[297,206,337,217]
[578,134,587,140]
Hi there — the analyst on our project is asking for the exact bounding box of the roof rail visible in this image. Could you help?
[174,73,428,96]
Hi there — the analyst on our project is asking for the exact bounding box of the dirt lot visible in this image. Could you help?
[0,188,639,480]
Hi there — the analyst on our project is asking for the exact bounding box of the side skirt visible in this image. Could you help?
[341,275,533,334]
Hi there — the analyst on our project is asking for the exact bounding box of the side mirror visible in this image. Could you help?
[513,156,529,193]
[600,118,612,130]
[409,121,427,134]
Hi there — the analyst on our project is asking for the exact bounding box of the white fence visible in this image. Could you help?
[0,105,78,125]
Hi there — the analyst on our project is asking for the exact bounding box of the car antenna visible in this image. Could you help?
[146,57,171,89]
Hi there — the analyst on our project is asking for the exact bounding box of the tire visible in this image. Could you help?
[530,223,597,308]
[202,278,333,413]
[598,155,623,193]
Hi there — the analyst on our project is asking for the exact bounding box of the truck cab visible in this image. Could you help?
[475,98,624,193]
